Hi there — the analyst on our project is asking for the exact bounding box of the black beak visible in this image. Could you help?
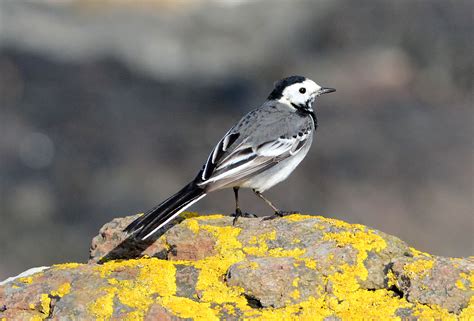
[317,87,336,96]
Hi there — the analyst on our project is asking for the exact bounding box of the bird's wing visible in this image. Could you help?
[197,130,311,189]
[198,107,265,182]
[199,129,242,182]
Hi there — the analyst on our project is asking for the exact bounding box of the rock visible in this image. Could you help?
[145,304,189,321]
[166,222,217,261]
[89,214,170,263]
[1,213,473,320]
[175,264,200,300]
[391,255,474,314]
[226,257,325,308]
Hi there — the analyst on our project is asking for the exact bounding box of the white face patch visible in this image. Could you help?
[280,79,322,109]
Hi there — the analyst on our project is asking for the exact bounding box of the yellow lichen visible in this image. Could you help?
[464,271,474,290]
[185,219,200,234]
[290,289,300,300]
[29,282,73,320]
[459,296,474,320]
[409,247,432,258]
[456,279,467,290]
[22,214,466,320]
[160,222,252,319]
[123,310,145,321]
[244,231,276,255]
[88,287,116,320]
[457,271,474,294]
[39,293,51,316]
[284,214,310,222]
[50,282,71,297]
[292,277,300,287]
[180,211,200,219]
[53,262,81,270]
[159,297,219,321]
[194,214,225,221]
[301,258,317,269]
[243,230,307,259]
[330,288,413,319]
[107,278,118,285]
[192,224,246,304]
[243,247,264,256]
[315,215,365,230]
[413,303,456,320]
[323,228,387,283]
[89,258,177,320]
[387,269,397,288]
[403,258,434,278]
[223,303,236,315]
[289,277,301,301]
[19,276,33,284]
[268,247,306,257]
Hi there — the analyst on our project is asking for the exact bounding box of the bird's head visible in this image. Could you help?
[268,75,335,112]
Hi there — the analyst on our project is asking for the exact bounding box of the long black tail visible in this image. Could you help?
[125,182,206,240]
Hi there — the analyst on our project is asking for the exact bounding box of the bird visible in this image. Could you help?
[125,75,335,240]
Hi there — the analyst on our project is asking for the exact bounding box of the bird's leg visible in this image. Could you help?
[253,189,279,211]
[253,189,298,221]
[231,187,256,225]
[232,187,242,221]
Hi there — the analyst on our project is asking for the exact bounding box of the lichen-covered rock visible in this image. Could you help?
[1,213,473,320]
[391,255,474,313]
[226,257,325,308]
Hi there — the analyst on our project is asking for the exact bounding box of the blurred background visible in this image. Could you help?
[0,0,472,279]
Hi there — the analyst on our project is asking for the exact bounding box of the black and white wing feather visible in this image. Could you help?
[200,130,241,182]
[196,128,311,191]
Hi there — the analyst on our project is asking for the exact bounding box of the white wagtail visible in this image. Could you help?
[125,76,335,240]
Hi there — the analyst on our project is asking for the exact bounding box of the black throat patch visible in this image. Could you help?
[292,103,318,130]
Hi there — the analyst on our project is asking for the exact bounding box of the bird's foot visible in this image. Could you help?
[231,208,257,225]
[262,210,299,221]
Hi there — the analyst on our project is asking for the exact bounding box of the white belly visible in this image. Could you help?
[239,136,312,192]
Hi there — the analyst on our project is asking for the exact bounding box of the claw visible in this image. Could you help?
[261,210,298,221]
[231,209,257,225]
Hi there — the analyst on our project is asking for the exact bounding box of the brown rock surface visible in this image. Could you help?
[1,213,473,320]
[226,257,324,308]
[89,214,170,263]
[391,255,474,313]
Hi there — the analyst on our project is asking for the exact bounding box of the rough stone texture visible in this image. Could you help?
[145,304,189,321]
[391,255,474,314]
[175,264,200,300]
[1,213,473,320]
[226,257,324,308]
[89,214,170,263]
[166,224,217,261]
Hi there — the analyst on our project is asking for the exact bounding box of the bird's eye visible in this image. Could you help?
[299,87,306,94]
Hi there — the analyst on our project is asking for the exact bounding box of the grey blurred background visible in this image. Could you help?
[0,0,472,279]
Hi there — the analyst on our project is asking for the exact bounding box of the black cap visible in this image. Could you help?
[268,75,306,100]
